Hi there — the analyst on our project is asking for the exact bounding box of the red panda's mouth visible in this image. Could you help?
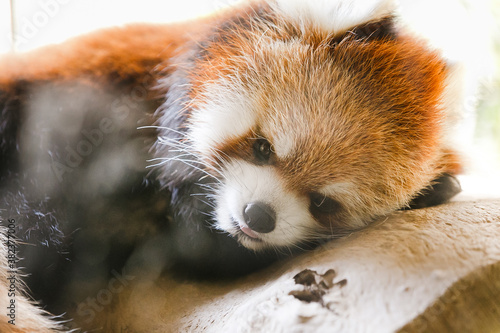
[238,223,260,239]
[231,218,263,243]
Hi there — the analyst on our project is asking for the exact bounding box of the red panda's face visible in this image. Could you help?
[184,2,449,250]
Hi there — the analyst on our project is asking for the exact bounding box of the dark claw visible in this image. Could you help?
[405,173,462,210]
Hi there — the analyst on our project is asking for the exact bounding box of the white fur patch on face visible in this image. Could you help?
[215,160,318,250]
[320,182,359,200]
[262,103,311,159]
[274,0,396,33]
[319,182,366,229]
[272,129,297,159]
[188,80,257,157]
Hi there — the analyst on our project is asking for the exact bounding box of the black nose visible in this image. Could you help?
[243,202,276,233]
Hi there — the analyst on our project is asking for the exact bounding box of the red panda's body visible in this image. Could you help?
[0,0,465,331]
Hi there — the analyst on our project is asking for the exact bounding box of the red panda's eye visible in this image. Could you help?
[253,139,272,163]
[309,193,341,214]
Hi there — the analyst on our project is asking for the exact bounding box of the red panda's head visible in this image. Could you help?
[161,0,458,250]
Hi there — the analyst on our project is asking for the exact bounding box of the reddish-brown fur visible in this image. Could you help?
[0,22,208,92]
[277,36,448,189]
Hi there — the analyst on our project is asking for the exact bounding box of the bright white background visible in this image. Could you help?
[0,1,11,53]
[1,0,242,53]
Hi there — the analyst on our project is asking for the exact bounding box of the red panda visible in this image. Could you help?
[0,0,469,330]
[156,0,462,250]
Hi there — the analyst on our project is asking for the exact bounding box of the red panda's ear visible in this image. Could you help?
[347,16,396,41]
[329,16,397,46]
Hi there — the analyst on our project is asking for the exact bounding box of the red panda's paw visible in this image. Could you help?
[404,174,462,210]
